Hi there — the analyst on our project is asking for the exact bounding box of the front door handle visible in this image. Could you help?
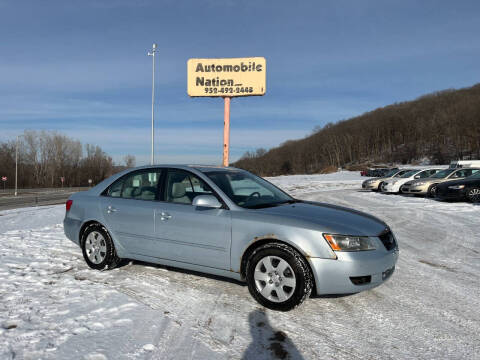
[160,211,171,221]
[107,205,117,214]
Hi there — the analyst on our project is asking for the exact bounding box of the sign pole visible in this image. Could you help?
[148,43,157,165]
[223,97,231,167]
[15,136,18,196]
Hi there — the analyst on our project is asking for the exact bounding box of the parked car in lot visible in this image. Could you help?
[362,169,412,191]
[449,160,480,169]
[64,165,398,311]
[380,168,442,194]
[400,168,480,197]
[435,171,480,203]
[366,168,398,177]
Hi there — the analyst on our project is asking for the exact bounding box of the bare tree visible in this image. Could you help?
[123,154,136,168]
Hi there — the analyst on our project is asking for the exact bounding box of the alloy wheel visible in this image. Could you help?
[85,231,107,264]
[468,188,480,203]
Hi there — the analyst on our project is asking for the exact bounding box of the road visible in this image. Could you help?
[0,187,88,211]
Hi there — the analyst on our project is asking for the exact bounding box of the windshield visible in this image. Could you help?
[393,169,410,177]
[431,169,454,179]
[205,170,294,209]
[400,170,418,178]
[383,169,399,177]
[468,171,480,179]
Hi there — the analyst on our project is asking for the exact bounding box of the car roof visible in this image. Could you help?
[125,164,242,173]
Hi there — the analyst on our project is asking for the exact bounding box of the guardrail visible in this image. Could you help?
[0,188,89,211]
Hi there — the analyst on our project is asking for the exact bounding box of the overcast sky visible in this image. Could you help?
[1,0,479,165]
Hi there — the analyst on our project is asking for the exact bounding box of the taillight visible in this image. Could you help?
[66,200,73,211]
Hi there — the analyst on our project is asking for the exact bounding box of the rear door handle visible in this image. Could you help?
[107,206,117,214]
[160,211,171,221]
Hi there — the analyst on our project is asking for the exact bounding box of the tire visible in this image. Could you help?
[81,223,121,270]
[377,182,384,192]
[246,242,313,311]
[466,187,480,203]
[427,184,438,198]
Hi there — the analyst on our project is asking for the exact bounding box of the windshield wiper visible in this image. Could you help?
[247,199,298,209]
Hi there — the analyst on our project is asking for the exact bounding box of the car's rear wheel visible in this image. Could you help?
[467,187,480,203]
[246,242,313,311]
[427,184,438,198]
[81,223,121,270]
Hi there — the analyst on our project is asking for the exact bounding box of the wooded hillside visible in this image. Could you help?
[233,83,480,176]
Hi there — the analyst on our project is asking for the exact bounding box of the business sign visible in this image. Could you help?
[187,57,266,97]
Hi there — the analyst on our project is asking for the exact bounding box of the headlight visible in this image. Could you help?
[448,185,465,190]
[323,234,376,251]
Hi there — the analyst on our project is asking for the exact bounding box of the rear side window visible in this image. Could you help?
[106,170,162,201]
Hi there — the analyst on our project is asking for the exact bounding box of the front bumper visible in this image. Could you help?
[381,183,399,193]
[435,187,467,200]
[362,181,380,190]
[310,248,399,295]
[401,184,428,195]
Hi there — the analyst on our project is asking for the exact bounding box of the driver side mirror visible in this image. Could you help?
[192,195,222,209]
[414,175,421,179]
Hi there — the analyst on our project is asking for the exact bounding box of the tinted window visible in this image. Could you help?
[417,170,435,179]
[400,170,418,178]
[432,169,454,178]
[165,170,213,205]
[106,170,162,200]
[452,169,476,178]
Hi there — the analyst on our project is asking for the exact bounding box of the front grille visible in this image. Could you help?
[379,229,397,251]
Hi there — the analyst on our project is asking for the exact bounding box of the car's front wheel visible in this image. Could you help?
[246,242,313,311]
[81,223,121,270]
[427,184,438,198]
[467,187,480,203]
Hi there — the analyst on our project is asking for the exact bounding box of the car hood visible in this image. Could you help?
[405,177,437,186]
[255,201,387,236]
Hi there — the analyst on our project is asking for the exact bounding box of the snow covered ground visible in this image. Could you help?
[0,172,479,359]
[265,171,364,194]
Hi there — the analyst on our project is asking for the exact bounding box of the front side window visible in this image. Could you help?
[164,170,213,205]
[206,170,293,209]
[106,170,162,200]
[452,169,477,178]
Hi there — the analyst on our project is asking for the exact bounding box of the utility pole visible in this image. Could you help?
[147,43,157,165]
[15,135,24,197]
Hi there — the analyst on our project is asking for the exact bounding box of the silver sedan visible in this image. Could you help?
[64,165,398,311]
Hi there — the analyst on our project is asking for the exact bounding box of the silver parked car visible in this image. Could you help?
[64,165,398,311]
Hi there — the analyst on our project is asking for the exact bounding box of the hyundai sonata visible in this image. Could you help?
[64,165,398,311]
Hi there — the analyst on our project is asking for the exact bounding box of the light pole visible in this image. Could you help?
[15,134,24,197]
[147,43,157,165]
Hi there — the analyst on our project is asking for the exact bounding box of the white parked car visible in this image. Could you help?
[380,168,442,194]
